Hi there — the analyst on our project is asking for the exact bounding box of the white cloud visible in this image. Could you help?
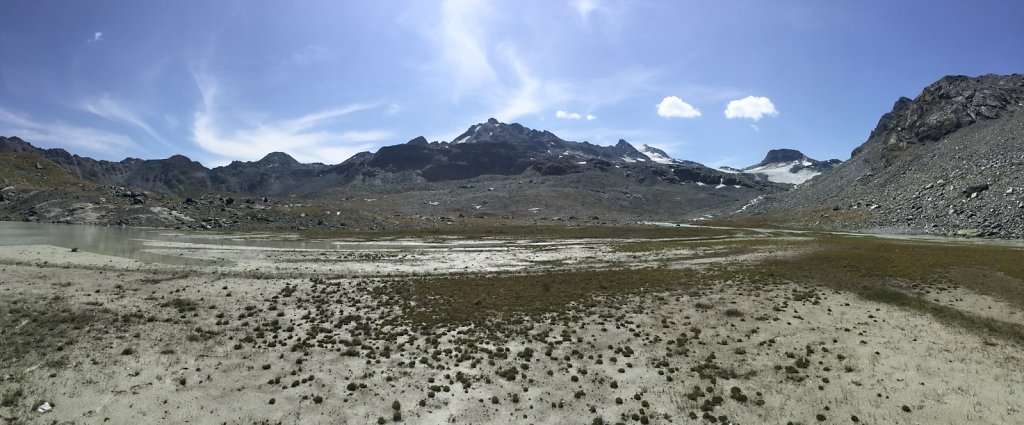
[555,110,597,121]
[750,124,760,132]
[439,0,496,97]
[488,46,571,121]
[573,0,600,21]
[88,32,103,43]
[0,107,137,156]
[427,2,653,124]
[724,96,778,121]
[80,94,166,145]
[191,73,391,164]
[656,96,701,118]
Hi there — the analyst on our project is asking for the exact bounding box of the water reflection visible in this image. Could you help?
[0,221,509,266]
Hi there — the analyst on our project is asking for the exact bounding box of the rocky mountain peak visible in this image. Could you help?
[609,139,647,161]
[0,136,31,151]
[451,118,560,148]
[757,149,809,166]
[406,136,429,146]
[166,154,197,163]
[856,73,1024,160]
[256,152,300,167]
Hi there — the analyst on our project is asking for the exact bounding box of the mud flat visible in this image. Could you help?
[1,227,1023,424]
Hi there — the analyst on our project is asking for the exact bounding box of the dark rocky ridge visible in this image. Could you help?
[748,73,1024,238]
[2,118,774,198]
[856,74,1024,163]
[755,149,809,166]
[2,118,790,229]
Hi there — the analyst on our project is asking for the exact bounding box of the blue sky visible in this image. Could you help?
[1,1,1021,168]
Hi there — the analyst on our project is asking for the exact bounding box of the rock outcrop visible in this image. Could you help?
[750,74,1024,238]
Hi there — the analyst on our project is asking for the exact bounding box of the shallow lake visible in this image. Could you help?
[0,221,517,265]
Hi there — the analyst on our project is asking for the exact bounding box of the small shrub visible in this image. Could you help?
[1,388,23,407]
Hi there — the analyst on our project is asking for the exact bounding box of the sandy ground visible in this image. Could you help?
[1,235,1022,424]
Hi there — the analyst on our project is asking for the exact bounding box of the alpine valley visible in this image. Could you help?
[1,74,1022,238]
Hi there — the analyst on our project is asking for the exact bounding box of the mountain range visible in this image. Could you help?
[0,116,797,229]
[2,73,1022,237]
[1,117,798,197]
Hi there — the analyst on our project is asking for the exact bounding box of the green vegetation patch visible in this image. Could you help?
[611,235,786,254]
[0,296,121,367]
[0,152,94,189]
[734,235,1024,343]
[398,267,706,327]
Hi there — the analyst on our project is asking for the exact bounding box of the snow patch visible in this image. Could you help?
[734,195,765,213]
[744,161,821,184]
[638,145,675,164]
[453,125,481,143]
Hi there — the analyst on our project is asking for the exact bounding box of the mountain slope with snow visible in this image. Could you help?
[638,144,674,164]
[739,149,841,185]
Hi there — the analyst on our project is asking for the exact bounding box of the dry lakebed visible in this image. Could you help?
[1,222,1023,424]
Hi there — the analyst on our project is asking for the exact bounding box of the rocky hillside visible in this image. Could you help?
[747,74,1024,238]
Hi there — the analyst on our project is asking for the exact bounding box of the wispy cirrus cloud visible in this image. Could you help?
[79,94,167,145]
[428,1,656,124]
[88,32,103,43]
[573,0,601,21]
[438,0,497,97]
[191,72,391,165]
[0,107,137,156]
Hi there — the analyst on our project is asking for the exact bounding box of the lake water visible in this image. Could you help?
[4,221,1019,267]
[0,221,512,265]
